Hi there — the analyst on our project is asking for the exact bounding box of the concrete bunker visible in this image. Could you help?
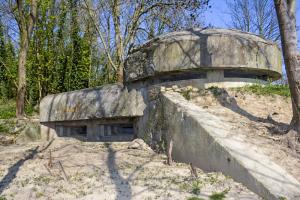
[40,84,145,141]
[40,29,282,142]
[39,28,295,199]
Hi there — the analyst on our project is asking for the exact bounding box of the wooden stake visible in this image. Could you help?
[167,139,173,165]
[48,149,53,168]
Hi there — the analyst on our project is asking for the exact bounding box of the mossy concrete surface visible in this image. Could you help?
[159,92,300,200]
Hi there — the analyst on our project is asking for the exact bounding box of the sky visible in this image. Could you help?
[203,0,300,43]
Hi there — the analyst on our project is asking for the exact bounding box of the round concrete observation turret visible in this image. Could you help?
[124,29,282,87]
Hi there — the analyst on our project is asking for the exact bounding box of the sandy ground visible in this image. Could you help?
[0,138,259,200]
[190,88,300,183]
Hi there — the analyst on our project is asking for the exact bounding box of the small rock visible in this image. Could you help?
[192,88,199,92]
[172,85,179,90]
[186,85,193,91]
[225,96,234,104]
[189,92,199,98]
[0,135,15,145]
[128,139,153,152]
[166,87,173,91]
[174,88,181,92]
[160,86,166,92]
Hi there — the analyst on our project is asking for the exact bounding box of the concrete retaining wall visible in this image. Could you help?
[157,92,300,200]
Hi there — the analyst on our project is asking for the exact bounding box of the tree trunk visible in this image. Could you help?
[111,0,124,82]
[16,33,28,118]
[274,0,300,134]
[16,0,37,118]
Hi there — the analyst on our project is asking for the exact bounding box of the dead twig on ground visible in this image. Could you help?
[44,164,53,176]
[58,161,68,182]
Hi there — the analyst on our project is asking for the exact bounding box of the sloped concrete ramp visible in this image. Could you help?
[161,92,300,200]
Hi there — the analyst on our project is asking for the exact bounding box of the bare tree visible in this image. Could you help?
[83,0,210,82]
[13,0,37,118]
[274,0,300,140]
[227,0,280,41]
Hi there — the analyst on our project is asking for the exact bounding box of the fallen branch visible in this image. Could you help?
[44,163,53,176]
[58,161,68,182]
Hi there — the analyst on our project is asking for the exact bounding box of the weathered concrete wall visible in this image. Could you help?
[125,29,282,82]
[138,91,300,200]
[40,84,146,122]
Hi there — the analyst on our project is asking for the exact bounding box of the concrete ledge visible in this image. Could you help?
[160,92,300,200]
[40,84,146,122]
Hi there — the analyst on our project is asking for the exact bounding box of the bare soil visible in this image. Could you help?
[0,138,259,200]
[190,88,300,182]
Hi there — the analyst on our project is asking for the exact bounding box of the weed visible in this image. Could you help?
[0,196,7,200]
[234,83,290,97]
[191,180,202,195]
[207,86,222,96]
[34,176,51,185]
[36,191,44,198]
[182,90,191,100]
[279,197,287,200]
[187,197,204,200]
[209,189,230,200]
[179,182,190,191]
[0,124,9,133]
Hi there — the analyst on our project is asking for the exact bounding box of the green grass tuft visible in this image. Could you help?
[187,197,204,200]
[182,90,191,100]
[191,180,202,195]
[207,86,222,96]
[234,83,290,97]
[209,189,229,200]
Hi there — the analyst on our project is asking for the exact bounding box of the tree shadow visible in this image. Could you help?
[104,142,156,200]
[0,139,54,194]
[105,142,132,200]
[210,88,290,132]
[0,147,38,194]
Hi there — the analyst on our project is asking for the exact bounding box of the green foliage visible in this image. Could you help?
[0,196,7,200]
[0,124,9,133]
[209,189,229,200]
[0,99,15,119]
[0,99,35,119]
[0,20,17,100]
[191,180,202,195]
[182,89,192,100]
[235,83,290,97]
[279,197,287,200]
[207,86,223,96]
[187,197,204,200]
